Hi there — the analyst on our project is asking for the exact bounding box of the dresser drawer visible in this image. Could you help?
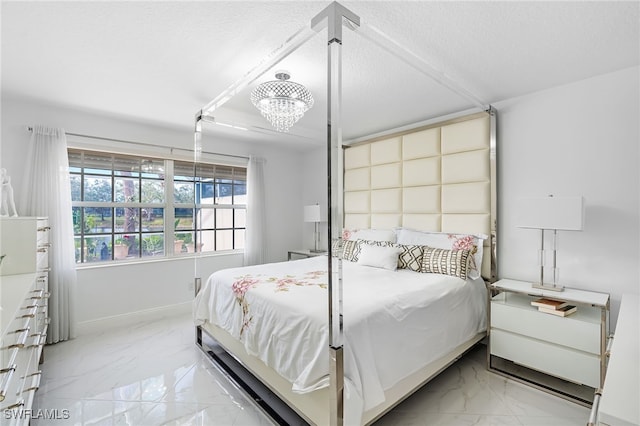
[36,249,49,273]
[36,219,49,246]
[491,293,601,354]
[491,328,600,388]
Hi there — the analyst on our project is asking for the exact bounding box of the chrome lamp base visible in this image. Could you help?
[532,282,564,292]
[532,228,564,292]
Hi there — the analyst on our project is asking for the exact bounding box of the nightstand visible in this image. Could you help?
[488,279,609,406]
[287,249,327,261]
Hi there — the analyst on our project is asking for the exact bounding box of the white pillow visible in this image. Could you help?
[357,244,402,271]
[395,228,487,279]
[344,228,396,243]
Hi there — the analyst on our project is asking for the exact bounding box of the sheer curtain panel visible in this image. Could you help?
[243,156,267,266]
[20,125,77,343]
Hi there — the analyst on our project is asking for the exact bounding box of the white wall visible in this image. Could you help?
[301,66,639,327]
[1,96,305,328]
[495,66,639,327]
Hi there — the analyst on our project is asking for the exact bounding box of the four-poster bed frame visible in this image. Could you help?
[192,2,497,425]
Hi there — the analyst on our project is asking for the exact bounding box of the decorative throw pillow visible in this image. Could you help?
[396,228,486,279]
[420,247,472,280]
[394,244,423,272]
[357,244,402,271]
[331,239,342,257]
[341,239,360,261]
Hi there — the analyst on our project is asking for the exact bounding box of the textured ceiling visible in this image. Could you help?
[2,1,638,149]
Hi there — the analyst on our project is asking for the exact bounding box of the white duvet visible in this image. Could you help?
[193,256,487,421]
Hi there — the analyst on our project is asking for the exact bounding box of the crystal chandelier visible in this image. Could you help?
[250,71,314,132]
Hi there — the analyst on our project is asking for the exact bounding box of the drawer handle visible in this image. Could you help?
[1,329,30,350]
[38,243,52,248]
[37,247,48,253]
[32,292,51,300]
[23,371,42,394]
[0,365,17,402]
[2,398,25,410]
[605,333,614,357]
[21,304,38,310]
[17,306,38,319]
[30,289,45,298]
[22,371,42,379]
[0,365,17,375]
[37,226,51,232]
[27,335,46,348]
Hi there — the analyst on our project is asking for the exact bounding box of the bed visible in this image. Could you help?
[195,246,487,425]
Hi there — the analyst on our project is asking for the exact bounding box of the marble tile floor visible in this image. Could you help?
[32,312,589,426]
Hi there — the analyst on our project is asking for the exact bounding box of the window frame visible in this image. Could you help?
[69,148,247,265]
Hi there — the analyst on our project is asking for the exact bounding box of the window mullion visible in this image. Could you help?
[80,154,86,262]
[164,159,176,255]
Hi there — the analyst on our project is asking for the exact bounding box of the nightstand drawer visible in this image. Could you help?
[491,294,600,354]
[491,329,600,388]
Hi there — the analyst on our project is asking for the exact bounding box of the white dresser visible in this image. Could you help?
[489,279,609,405]
[0,217,50,425]
[596,293,639,426]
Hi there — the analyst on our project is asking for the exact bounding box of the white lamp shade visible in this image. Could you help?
[517,196,584,230]
[304,204,321,222]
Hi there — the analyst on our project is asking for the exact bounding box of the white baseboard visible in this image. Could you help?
[75,302,191,337]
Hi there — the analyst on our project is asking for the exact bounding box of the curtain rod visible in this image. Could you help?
[26,126,250,161]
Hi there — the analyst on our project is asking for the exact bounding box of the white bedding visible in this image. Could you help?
[193,256,487,420]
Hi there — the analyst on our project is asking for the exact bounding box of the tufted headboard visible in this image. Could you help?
[343,112,496,281]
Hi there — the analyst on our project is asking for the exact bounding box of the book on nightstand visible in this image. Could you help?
[530,297,569,310]
[538,305,577,317]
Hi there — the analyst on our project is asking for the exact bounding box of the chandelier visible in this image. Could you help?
[250,71,314,133]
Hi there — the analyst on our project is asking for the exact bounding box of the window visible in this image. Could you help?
[69,149,246,264]
[174,161,247,254]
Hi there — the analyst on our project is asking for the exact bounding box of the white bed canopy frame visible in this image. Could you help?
[193,2,497,425]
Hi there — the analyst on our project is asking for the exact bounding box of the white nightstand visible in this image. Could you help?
[488,279,610,406]
[287,249,327,261]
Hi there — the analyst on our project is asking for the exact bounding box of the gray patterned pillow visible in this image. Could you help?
[420,247,471,279]
[331,239,342,257]
[341,239,359,261]
[394,244,423,272]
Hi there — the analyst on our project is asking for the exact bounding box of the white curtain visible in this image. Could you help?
[243,156,267,266]
[20,126,77,343]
